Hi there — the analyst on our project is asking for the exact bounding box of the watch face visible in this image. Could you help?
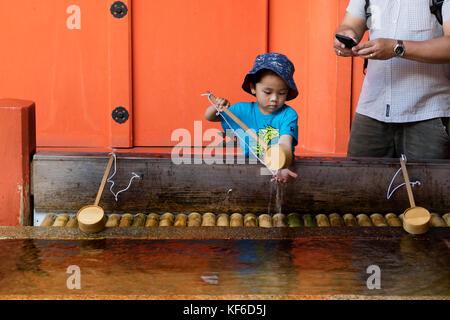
[395,42,405,56]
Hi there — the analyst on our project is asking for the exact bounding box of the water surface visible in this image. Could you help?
[0,237,448,298]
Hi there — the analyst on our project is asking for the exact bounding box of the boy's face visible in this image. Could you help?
[250,73,289,115]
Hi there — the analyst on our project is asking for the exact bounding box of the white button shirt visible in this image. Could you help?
[347,0,450,122]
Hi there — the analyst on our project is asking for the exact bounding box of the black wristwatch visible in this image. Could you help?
[394,40,405,57]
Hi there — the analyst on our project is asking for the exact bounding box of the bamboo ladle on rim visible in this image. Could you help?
[399,156,431,235]
[206,91,292,171]
[77,155,114,233]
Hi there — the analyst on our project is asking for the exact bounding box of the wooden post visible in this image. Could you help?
[109,0,133,147]
[0,99,36,226]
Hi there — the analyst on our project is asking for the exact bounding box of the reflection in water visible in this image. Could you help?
[290,238,359,295]
[351,235,450,296]
[224,241,296,294]
[200,272,219,285]
[0,237,448,297]
[78,239,107,255]
[16,240,48,276]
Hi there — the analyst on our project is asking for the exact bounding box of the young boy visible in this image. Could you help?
[204,53,299,183]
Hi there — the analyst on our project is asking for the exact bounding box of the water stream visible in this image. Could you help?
[268,180,286,215]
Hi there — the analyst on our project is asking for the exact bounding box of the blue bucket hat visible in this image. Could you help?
[242,53,298,101]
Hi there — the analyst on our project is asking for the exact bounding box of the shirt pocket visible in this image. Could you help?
[406,0,434,31]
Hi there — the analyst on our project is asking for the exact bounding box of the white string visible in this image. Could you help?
[386,154,421,200]
[107,152,140,202]
[201,93,276,176]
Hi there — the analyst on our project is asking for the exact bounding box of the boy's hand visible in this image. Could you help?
[204,96,231,122]
[214,97,231,112]
[273,168,298,184]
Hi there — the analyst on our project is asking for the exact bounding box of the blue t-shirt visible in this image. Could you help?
[220,102,299,158]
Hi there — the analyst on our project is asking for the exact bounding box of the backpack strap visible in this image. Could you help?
[363,0,370,74]
[364,0,371,29]
[430,0,444,25]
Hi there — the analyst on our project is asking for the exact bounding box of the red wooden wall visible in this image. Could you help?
[0,0,364,156]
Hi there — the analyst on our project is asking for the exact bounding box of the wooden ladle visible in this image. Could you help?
[400,157,430,235]
[77,155,114,233]
[206,91,292,171]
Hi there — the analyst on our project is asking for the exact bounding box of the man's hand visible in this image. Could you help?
[353,38,396,60]
[334,12,367,58]
[273,169,298,184]
[334,30,359,57]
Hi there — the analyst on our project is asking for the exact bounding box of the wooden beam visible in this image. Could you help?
[32,151,450,215]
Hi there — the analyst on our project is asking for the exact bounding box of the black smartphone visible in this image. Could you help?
[335,34,357,48]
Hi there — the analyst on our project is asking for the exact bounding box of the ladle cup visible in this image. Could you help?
[207,91,292,171]
[77,155,114,233]
[399,157,430,235]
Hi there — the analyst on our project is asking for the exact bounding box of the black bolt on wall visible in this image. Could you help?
[110,1,128,19]
[112,106,129,124]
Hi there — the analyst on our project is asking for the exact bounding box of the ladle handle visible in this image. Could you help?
[207,91,268,150]
[94,155,114,206]
[399,157,416,207]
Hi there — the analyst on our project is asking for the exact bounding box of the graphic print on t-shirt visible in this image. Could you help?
[254,125,280,157]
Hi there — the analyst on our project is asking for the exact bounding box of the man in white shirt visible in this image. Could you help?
[334,0,450,160]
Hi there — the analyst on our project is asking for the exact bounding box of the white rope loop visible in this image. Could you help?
[386,154,421,200]
[107,152,140,202]
[201,93,276,176]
